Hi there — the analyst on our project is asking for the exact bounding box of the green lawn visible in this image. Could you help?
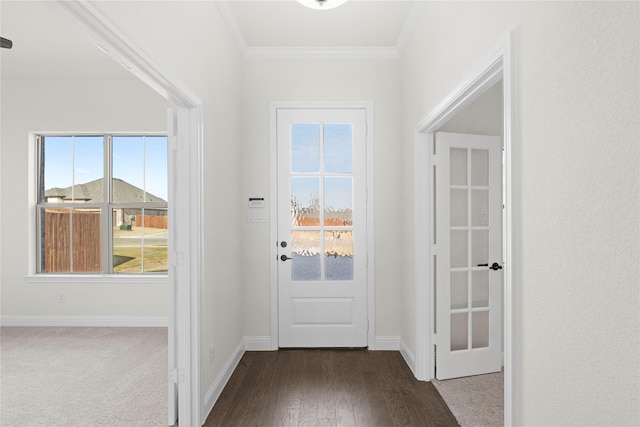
[113,247,168,273]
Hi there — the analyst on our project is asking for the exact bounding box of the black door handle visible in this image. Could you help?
[477,263,503,270]
[280,254,292,261]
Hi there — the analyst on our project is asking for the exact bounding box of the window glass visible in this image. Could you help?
[37,134,168,275]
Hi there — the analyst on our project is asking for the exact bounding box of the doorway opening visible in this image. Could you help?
[414,35,514,425]
[53,2,205,425]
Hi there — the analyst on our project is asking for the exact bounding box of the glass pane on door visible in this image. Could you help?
[291,124,320,173]
[291,178,320,226]
[324,123,352,173]
[451,312,468,351]
[324,177,352,226]
[291,231,321,281]
[325,231,353,280]
[449,146,493,354]
[288,120,355,284]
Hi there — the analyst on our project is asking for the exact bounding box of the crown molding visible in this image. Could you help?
[396,1,425,52]
[215,0,418,60]
[215,0,248,54]
[244,46,399,60]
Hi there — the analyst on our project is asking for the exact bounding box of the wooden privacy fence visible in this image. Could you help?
[44,209,101,272]
[135,214,168,229]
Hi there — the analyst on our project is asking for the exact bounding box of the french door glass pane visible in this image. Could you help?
[472,270,490,308]
[472,311,490,348]
[291,178,320,227]
[450,189,468,227]
[450,271,468,310]
[325,231,353,281]
[291,124,320,173]
[450,148,468,186]
[324,177,352,226]
[471,149,489,186]
[471,230,489,267]
[451,312,468,351]
[472,190,489,226]
[324,123,352,173]
[291,231,321,281]
[450,230,468,268]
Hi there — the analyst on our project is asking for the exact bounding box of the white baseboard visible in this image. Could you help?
[400,337,417,377]
[202,339,245,425]
[244,336,275,351]
[0,315,168,327]
[375,335,400,350]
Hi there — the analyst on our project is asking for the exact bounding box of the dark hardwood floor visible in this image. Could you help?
[204,349,459,427]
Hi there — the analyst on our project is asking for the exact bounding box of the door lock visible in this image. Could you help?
[280,241,287,248]
[280,254,292,261]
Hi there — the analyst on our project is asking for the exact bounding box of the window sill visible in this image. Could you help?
[25,274,168,285]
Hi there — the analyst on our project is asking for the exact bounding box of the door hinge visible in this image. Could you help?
[168,135,183,151]
[169,368,185,383]
[431,155,437,166]
[169,252,184,267]
[431,245,438,255]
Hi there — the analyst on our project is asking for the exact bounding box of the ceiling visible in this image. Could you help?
[0,0,419,80]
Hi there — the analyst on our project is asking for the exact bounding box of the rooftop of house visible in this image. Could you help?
[45,178,166,203]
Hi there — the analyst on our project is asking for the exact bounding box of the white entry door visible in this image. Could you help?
[435,132,503,380]
[277,108,368,348]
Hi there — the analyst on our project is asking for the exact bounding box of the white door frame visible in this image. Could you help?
[414,34,515,425]
[54,2,204,425]
[270,102,376,350]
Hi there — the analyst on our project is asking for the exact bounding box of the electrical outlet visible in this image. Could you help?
[58,293,65,303]
[208,343,215,364]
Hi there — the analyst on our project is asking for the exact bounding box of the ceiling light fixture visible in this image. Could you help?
[296,0,348,11]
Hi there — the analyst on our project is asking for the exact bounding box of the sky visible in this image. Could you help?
[290,123,353,211]
[43,135,168,201]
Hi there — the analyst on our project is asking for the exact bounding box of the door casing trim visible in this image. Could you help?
[269,102,375,349]
[414,33,515,425]
[52,2,204,425]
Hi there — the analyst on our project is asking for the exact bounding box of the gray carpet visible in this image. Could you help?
[432,371,503,427]
[0,327,167,426]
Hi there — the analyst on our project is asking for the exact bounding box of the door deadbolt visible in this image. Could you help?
[280,241,287,248]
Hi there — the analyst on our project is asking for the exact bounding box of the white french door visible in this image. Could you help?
[435,132,502,380]
[276,108,368,348]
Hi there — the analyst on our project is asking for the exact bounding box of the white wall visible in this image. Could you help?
[0,79,170,319]
[400,2,639,424]
[241,58,404,341]
[99,0,245,400]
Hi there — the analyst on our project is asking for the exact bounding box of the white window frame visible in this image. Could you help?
[28,132,169,281]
